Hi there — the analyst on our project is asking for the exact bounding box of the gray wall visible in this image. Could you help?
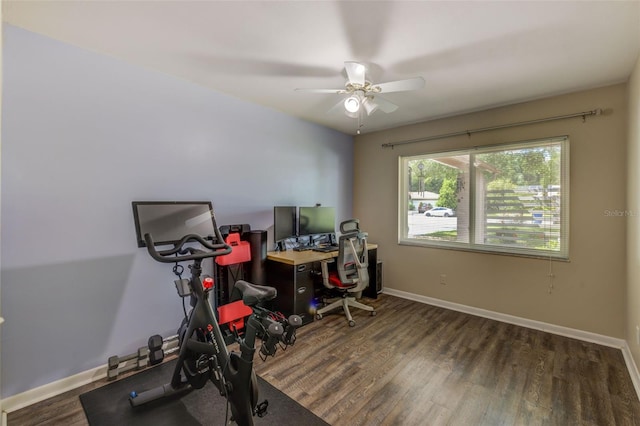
[0,25,353,398]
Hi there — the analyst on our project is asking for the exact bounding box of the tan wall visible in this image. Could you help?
[355,84,627,338]
[1,1,4,411]
[627,56,640,361]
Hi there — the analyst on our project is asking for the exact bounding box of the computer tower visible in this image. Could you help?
[376,260,383,294]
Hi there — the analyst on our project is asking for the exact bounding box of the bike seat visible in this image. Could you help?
[233,280,277,306]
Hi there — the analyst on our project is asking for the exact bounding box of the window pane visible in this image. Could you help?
[475,142,564,255]
[405,154,469,244]
[399,137,568,259]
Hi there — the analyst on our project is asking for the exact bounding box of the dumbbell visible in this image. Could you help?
[148,334,165,365]
[282,315,302,345]
[147,334,181,365]
[107,347,149,380]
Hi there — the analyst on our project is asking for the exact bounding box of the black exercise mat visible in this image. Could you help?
[80,359,328,426]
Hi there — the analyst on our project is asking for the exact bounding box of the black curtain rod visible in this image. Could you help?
[381,108,603,149]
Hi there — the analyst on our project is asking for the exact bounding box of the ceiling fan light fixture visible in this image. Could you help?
[344,95,360,113]
[345,109,359,119]
[362,97,378,115]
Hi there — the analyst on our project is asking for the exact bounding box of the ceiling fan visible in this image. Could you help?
[295,61,425,118]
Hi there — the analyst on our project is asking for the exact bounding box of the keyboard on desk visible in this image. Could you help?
[312,245,339,253]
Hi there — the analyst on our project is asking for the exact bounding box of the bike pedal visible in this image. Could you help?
[255,399,269,417]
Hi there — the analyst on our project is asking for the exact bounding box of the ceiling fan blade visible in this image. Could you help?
[327,98,346,114]
[374,77,425,93]
[295,88,347,94]
[344,61,366,86]
[371,95,398,113]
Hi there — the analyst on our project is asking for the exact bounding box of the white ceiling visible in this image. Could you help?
[4,1,640,135]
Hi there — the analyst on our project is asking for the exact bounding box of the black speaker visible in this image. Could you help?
[248,230,267,285]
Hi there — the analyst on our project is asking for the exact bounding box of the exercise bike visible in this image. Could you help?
[129,230,301,426]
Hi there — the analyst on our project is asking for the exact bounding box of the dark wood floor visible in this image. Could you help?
[7,294,640,425]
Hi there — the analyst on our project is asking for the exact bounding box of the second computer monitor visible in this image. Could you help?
[298,206,336,236]
[274,206,297,242]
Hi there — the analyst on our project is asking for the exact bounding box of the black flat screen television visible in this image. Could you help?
[132,201,216,247]
[274,206,297,243]
[298,206,336,236]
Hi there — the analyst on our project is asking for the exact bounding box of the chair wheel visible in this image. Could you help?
[348,320,356,327]
[371,311,376,316]
[316,313,323,320]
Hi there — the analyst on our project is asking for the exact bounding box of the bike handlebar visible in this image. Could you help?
[144,232,232,263]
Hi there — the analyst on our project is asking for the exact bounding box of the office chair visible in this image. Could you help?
[316,219,376,327]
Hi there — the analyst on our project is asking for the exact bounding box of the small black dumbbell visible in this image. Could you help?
[148,334,165,365]
[283,315,302,345]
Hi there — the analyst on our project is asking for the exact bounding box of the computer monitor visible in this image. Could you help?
[274,206,297,243]
[298,206,336,236]
[132,201,216,248]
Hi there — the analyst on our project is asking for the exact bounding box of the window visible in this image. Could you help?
[399,137,569,259]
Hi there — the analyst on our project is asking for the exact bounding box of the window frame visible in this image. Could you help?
[399,136,570,260]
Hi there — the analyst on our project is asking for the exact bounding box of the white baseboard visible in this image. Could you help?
[383,287,640,400]
[1,363,107,415]
[3,289,640,417]
[621,342,640,401]
[1,339,179,417]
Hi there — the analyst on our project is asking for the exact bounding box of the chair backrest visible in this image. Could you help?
[336,219,369,293]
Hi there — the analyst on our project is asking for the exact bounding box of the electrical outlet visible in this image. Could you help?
[636,325,640,345]
[440,274,447,285]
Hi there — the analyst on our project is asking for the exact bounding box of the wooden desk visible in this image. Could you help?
[266,244,378,325]
[267,243,377,265]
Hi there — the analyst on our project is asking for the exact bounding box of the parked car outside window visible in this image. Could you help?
[425,207,455,217]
